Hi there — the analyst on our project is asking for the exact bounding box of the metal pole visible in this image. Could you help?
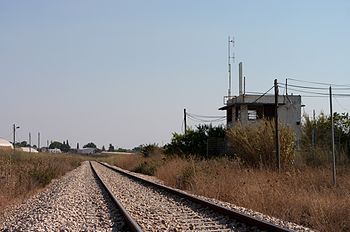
[13,124,15,151]
[228,36,231,97]
[244,76,246,95]
[184,108,187,134]
[329,86,336,186]
[38,132,40,150]
[274,79,281,171]
[312,109,316,147]
[29,132,31,153]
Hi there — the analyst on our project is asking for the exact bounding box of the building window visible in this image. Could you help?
[248,110,257,121]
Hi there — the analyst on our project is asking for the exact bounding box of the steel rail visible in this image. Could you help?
[89,161,143,232]
[98,161,293,232]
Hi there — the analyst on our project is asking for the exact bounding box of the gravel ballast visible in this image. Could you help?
[93,162,263,232]
[0,161,128,231]
[100,162,314,232]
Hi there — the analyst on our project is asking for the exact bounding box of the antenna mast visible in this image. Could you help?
[228,36,234,97]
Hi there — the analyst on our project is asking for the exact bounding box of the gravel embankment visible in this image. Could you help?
[0,161,128,231]
[93,162,262,232]
[102,162,314,232]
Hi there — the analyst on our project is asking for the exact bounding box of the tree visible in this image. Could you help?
[108,144,114,152]
[83,142,97,148]
[164,124,226,157]
[49,141,63,149]
[102,145,106,151]
[49,141,70,152]
[16,141,29,147]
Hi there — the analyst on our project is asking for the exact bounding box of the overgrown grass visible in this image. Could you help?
[226,120,295,168]
[101,153,350,232]
[95,150,165,176]
[0,151,85,213]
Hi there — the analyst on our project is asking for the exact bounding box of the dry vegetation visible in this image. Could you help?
[99,152,350,232]
[0,150,84,214]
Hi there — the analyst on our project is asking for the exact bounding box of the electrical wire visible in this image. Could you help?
[186,112,226,119]
[334,96,350,112]
[287,78,350,87]
[280,85,350,97]
[280,83,350,91]
[279,85,328,96]
[187,114,226,123]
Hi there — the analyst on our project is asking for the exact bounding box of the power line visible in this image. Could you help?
[279,85,329,96]
[280,85,350,97]
[334,96,350,112]
[187,114,226,123]
[281,83,350,91]
[287,78,350,87]
[187,112,226,119]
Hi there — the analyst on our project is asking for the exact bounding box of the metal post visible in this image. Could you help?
[285,79,288,95]
[228,36,231,97]
[329,86,336,186]
[13,124,15,151]
[312,109,316,147]
[274,79,281,171]
[38,132,40,150]
[184,108,187,134]
[29,132,31,153]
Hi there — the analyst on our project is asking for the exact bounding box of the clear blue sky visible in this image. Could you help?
[1,1,350,148]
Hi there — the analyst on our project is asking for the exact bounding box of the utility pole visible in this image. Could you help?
[312,110,316,147]
[184,108,187,134]
[29,132,32,153]
[274,79,281,171]
[329,86,336,186]
[13,124,20,152]
[38,132,40,150]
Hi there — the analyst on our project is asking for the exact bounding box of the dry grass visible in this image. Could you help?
[95,151,165,176]
[103,153,350,232]
[226,120,295,168]
[0,150,84,214]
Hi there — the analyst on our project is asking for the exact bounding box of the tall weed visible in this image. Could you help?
[226,120,295,168]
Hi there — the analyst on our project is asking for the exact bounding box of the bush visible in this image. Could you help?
[164,124,226,158]
[226,120,295,168]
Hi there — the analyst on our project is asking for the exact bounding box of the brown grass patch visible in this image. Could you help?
[103,153,350,232]
[0,151,84,214]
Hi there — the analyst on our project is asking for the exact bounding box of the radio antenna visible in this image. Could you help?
[228,36,235,97]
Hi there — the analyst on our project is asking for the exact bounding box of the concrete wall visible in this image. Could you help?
[224,94,302,141]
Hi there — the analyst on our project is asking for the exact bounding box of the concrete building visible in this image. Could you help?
[219,62,302,140]
[219,94,302,139]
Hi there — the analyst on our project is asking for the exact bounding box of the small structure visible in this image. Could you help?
[21,147,39,153]
[48,148,62,153]
[219,62,302,140]
[77,148,96,155]
[0,138,13,151]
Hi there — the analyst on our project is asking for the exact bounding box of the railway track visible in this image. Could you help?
[90,161,293,232]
